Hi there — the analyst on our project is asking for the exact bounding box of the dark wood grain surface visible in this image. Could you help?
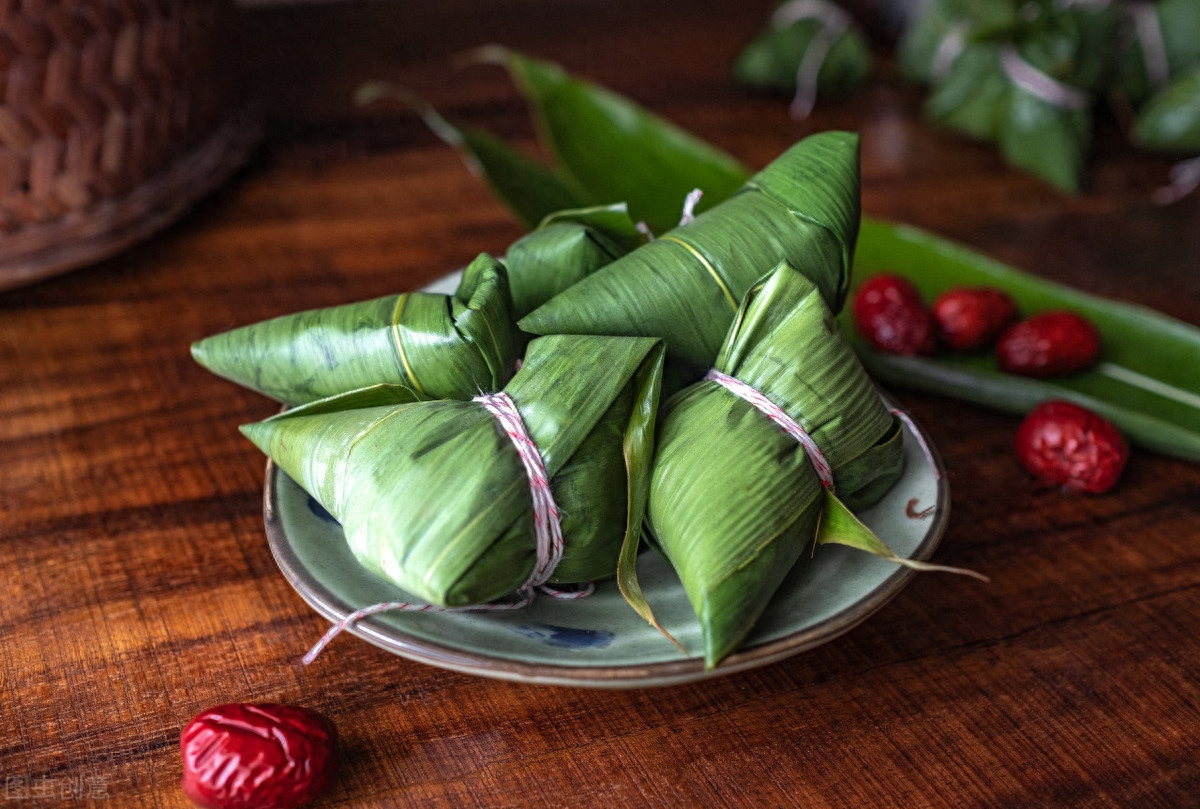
[3,1,1199,806]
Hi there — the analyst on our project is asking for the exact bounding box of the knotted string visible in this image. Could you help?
[705,369,834,487]
[769,0,852,119]
[475,391,564,590]
[679,188,704,225]
[1129,1,1169,92]
[303,391,589,664]
[1000,45,1091,111]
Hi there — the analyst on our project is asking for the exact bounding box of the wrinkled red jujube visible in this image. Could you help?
[932,287,1019,351]
[995,311,1100,377]
[852,274,936,355]
[1014,401,1128,493]
[181,703,337,809]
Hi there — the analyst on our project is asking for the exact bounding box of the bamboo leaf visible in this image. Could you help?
[846,218,1200,462]
[816,490,987,580]
[357,80,586,227]
[473,46,749,232]
[1133,68,1200,154]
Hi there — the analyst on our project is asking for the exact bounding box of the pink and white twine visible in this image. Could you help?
[705,369,941,485]
[303,391,590,664]
[705,369,835,487]
[1000,45,1091,111]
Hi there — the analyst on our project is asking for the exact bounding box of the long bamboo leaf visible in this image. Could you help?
[847,218,1200,461]
[475,46,749,232]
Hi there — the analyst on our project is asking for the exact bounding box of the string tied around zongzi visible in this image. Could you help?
[769,0,853,119]
[1129,0,1170,93]
[474,391,565,590]
[704,369,834,487]
[1000,45,1091,111]
[301,391,593,665]
[888,408,940,480]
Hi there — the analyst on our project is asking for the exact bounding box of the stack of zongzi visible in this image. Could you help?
[899,0,1121,192]
[193,127,960,668]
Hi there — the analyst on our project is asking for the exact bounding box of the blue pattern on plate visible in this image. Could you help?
[514,624,615,649]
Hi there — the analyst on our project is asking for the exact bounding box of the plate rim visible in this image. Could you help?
[263,402,952,689]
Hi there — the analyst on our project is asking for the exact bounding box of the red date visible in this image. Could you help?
[932,287,1018,351]
[995,311,1100,377]
[1014,401,1128,493]
[181,703,337,809]
[852,274,936,356]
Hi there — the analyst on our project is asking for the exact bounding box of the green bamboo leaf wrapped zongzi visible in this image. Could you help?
[733,0,872,119]
[1133,67,1200,154]
[1114,0,1200,108]
[240,334,664,607]
[633,262,906,668]
[520,131,860,367]
[191,253,519,405]
[902,0,1121,191]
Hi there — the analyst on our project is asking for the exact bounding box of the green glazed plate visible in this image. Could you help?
[263,394,951,689]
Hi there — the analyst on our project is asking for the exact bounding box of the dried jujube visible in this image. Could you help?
[932,287,1019,351]
[1014,401,1128,493]
[181,703,337,809]
[851,274,936,356]
[996,311,1100,377]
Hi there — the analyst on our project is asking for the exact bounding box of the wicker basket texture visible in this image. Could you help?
[0,0,259,290]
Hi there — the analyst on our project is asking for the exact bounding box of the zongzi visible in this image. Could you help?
[240,334,665,607]
[519,131,860,367]
[191,253,519,404]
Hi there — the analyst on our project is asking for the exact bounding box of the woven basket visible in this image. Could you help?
[0,0,260,291]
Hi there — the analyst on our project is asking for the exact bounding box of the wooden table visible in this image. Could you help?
[4,1,1199,806]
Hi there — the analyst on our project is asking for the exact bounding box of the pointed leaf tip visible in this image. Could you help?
[816,490,986,581]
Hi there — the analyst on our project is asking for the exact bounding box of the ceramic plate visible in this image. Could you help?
[264,402,950,689]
